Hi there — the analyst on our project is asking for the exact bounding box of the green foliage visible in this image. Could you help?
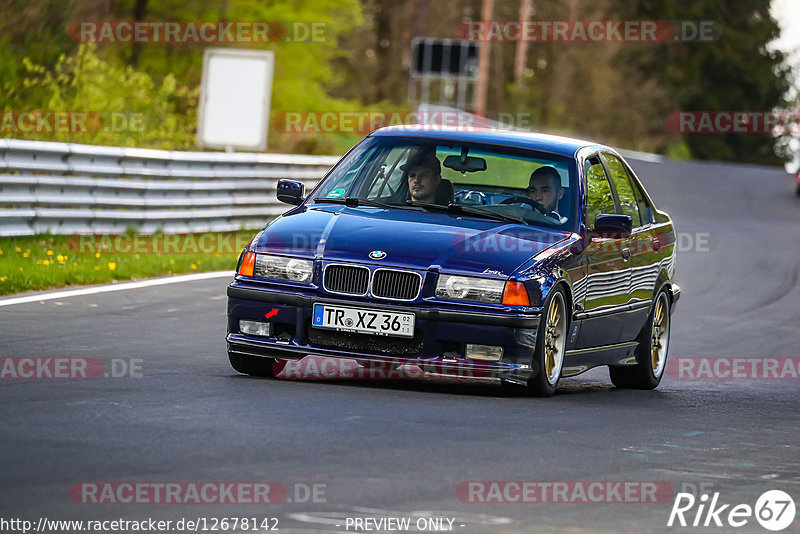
[0,0,792,161]
[666,141,692,161]
[3,44,198,149]
[622,0,792,165]
[0,0,365,153]
[0,232,244,296]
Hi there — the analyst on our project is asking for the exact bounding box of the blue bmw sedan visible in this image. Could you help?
[226,127,680,396]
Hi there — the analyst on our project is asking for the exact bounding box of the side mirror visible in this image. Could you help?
[593,214,632,238]
[276,179,305,205]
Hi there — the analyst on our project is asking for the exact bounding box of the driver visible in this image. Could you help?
[528,166,565,218]
[401,151,441,203]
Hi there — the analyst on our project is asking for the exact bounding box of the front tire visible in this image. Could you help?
[609,289,671,389]
[228,352,279,378]
[526,287,568,397]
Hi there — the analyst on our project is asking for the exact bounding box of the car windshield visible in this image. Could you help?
[311,136,579,231]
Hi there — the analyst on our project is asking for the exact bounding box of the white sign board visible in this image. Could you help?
[197,48,274,151]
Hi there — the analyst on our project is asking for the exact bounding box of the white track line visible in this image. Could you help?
[0,271,234,308]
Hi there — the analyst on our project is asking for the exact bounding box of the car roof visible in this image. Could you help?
[369,125,612,158]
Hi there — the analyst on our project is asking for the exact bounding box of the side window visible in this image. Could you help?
[602,153,642,227]
[624,165,653,225]
[366,146,410,199]
[316,146,373,199]
[585,155,615,229]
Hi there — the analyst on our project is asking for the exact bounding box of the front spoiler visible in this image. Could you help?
[671,283,682,305]
[226,333,535,384]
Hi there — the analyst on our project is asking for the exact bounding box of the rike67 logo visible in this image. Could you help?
[668,490,795,531]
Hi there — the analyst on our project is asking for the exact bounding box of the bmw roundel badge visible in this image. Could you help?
[369,250,387,260]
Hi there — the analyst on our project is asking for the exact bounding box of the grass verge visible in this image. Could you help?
[0,231,258,297]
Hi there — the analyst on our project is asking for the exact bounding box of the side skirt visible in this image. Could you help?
[561,341,639,377]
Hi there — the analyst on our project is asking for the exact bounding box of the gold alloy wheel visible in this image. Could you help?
[650,293,670,377]
[543,291,566,385]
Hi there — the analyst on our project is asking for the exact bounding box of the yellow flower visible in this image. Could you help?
[43,260,50,266]
[36,259,42,265]
[73,262,78,267]
[191,264,197,270]
[95,252,101,258]
[0,276,7,282]
[57,254,64,262]
[23,252,29,258]
[94,266,100,270]
[197,260,202,265]
[18,267,23,272]
[47,250,53,256]
[107,262,117,271]
[15,247,22,252]
[169,259,175,265]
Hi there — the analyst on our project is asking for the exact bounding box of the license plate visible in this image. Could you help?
[312,303,415,338]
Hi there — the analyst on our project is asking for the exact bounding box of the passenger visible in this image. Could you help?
[528,166,565,217]
[401,151,442,203]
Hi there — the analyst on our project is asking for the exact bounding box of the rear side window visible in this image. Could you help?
[602,153,642,227]
[622,163,653,225]
[584,155,615,229]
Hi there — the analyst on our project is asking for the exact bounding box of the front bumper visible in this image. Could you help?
[226,282,541,383]
[671,283,681,306]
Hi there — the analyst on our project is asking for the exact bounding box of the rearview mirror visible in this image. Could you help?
[443,154,487,173]
[593,214,632,237]
[276,179,305,205]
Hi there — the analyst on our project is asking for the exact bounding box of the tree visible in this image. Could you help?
[621,0,792,164]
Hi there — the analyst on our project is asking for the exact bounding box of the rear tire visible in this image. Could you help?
[228,352,279,378]
[526,287,568,397]
[609,289,671,389]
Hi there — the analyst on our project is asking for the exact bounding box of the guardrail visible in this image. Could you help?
[0,139,339,236]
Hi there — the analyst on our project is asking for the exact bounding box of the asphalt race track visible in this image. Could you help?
[1,158,799,533]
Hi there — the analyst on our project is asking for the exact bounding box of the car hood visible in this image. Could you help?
[253,206,568,277]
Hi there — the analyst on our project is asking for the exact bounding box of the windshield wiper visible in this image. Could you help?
[314,197,420,211]
[406,201,526,224]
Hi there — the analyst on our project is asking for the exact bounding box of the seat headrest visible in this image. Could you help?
[434,179,454,205]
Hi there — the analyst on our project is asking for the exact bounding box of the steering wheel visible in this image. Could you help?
[500,196,549,216]
[454,189,488,205]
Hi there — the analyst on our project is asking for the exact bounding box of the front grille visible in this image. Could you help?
[372,269,421,300]
[307,325,423,356]
[324,264,369,295]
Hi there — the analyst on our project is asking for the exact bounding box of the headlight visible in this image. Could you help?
[254,254,313,283]
[435,274,505,304]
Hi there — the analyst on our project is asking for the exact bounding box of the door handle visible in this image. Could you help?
[651,238,660,252]
[621,247,631,261]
